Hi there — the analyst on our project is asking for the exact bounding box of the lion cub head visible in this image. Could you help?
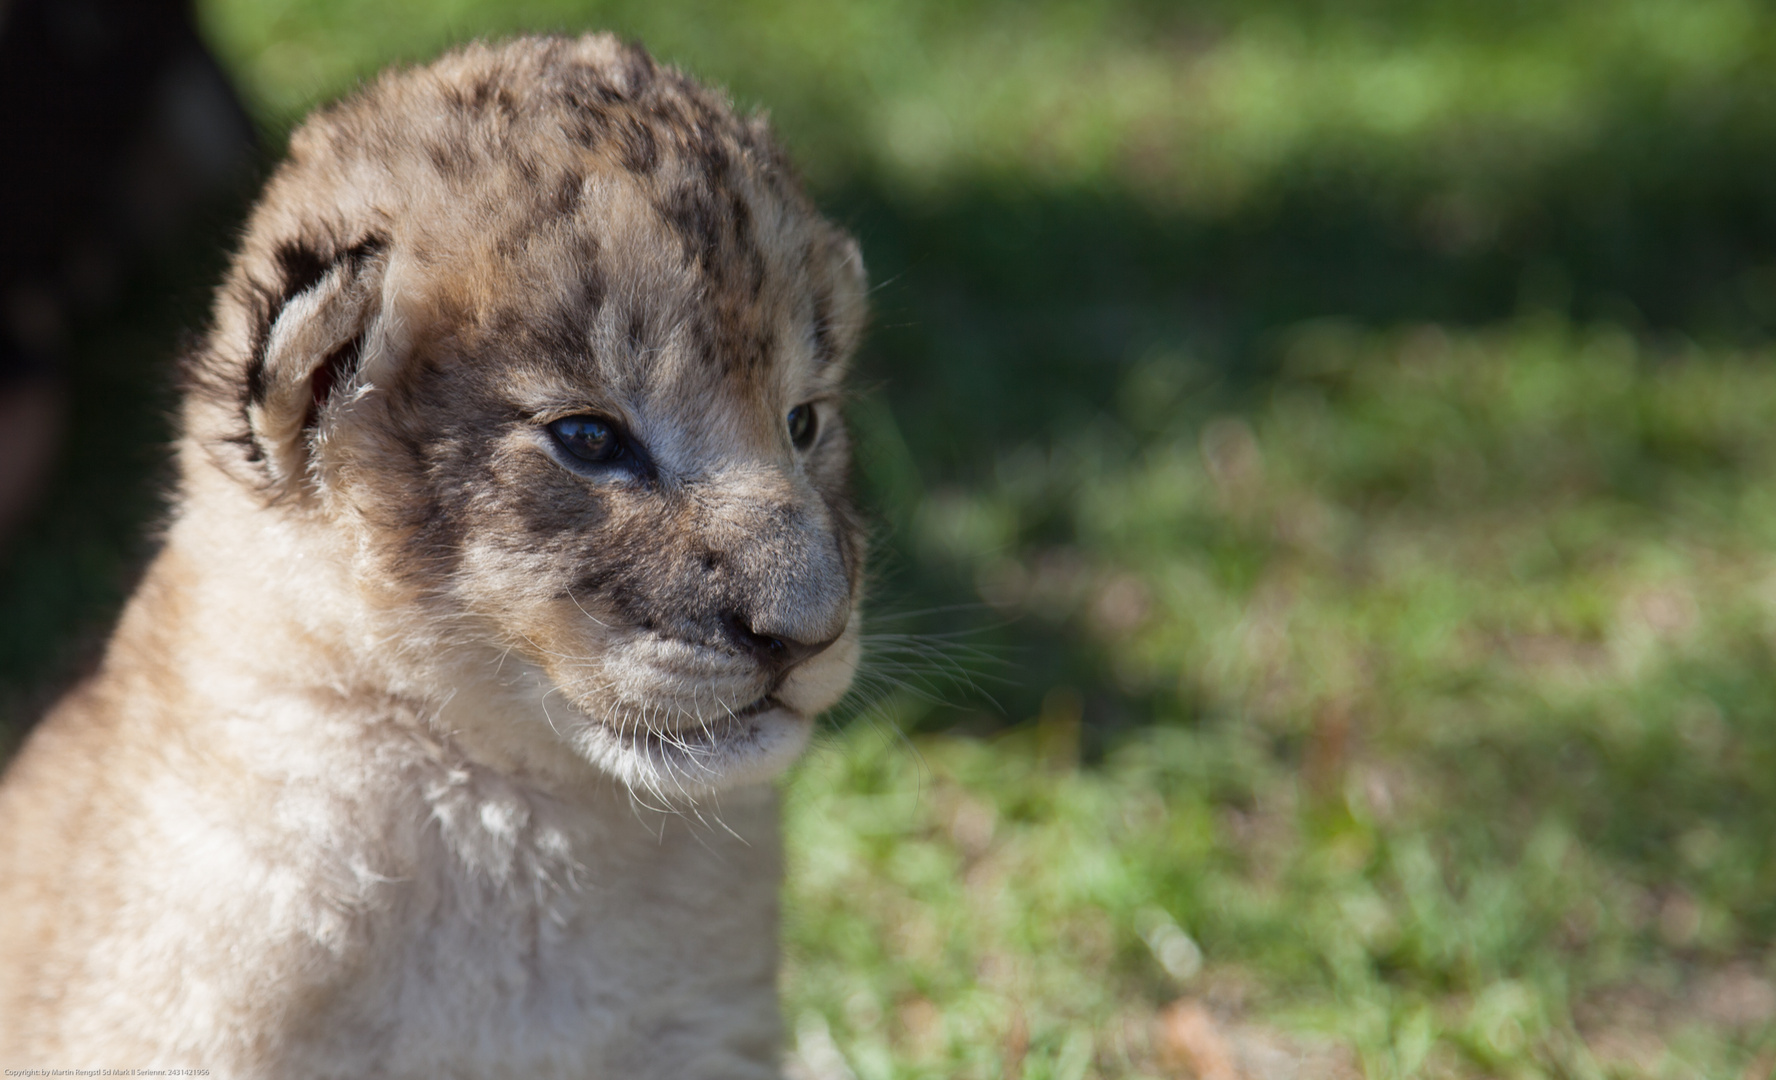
[182,36,867,796]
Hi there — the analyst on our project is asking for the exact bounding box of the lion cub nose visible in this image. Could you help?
[721,612,841,674]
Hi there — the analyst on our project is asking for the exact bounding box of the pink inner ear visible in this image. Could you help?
[304,334,363,433]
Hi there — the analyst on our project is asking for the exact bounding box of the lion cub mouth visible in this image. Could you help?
[600,692,789,743]
[730,694,781,720]
[587,693,809,793]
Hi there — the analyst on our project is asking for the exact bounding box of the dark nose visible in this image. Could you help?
[721,612,840,674]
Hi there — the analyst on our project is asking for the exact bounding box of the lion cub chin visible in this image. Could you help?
[0,35,867,1077]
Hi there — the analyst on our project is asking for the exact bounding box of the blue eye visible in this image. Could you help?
[549,415,623,463]
[787,403,817,450]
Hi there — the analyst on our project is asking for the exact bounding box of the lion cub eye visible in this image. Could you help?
[787,403,818,450]
[549,415,623,464]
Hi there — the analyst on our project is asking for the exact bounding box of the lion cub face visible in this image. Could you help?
[186,37,867,795]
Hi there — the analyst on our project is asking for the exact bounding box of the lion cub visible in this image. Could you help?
[0,35,866,1077]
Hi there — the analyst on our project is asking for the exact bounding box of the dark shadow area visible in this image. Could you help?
[848,108,1776,477]
[0,0,258,741]
[0,203,247,741]
[834,96,1776,733]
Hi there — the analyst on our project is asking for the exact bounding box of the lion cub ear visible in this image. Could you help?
[242,233,390,491]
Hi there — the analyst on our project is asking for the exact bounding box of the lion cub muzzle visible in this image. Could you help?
[698,467,853,676]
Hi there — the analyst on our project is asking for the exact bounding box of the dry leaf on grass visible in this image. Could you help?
[1155,999,1243,1080]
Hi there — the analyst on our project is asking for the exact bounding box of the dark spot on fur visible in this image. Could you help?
[686,123,731,184]
[572,565,658,629]
[343,233,389,271]
[553,64,625,115]
[569,233,607,312]
[810,289,835,365]
[658,182,724,272]
[746,248,767,300]
[243,331,270,407]
[741,327,776,374]
[725,190,752,245]
[580,260,608,315]
[615,117,658,174]
[521,236,606,363]
[564,114,602,149]
[723,190,769,298]
[274,240,332,304]
[457,74,521,119]
[572,567,619,599]
[426,138,471,179]
[554,171,584,216]
[618,43,657,96]
[232,431,264,464]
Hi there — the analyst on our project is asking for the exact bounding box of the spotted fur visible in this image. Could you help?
[0,35,867,1075]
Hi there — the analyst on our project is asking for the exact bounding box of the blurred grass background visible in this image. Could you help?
[4,0,1776,1076]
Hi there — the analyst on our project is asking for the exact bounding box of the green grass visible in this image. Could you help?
[5,0,1776,1075]
[197,0,1776,205]
[791,321,1776,1077]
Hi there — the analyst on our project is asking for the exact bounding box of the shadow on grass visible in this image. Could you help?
[847,110,1776,478]
[834,100,1776,731]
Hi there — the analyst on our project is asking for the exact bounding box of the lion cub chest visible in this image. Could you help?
[285,738,786,1077]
